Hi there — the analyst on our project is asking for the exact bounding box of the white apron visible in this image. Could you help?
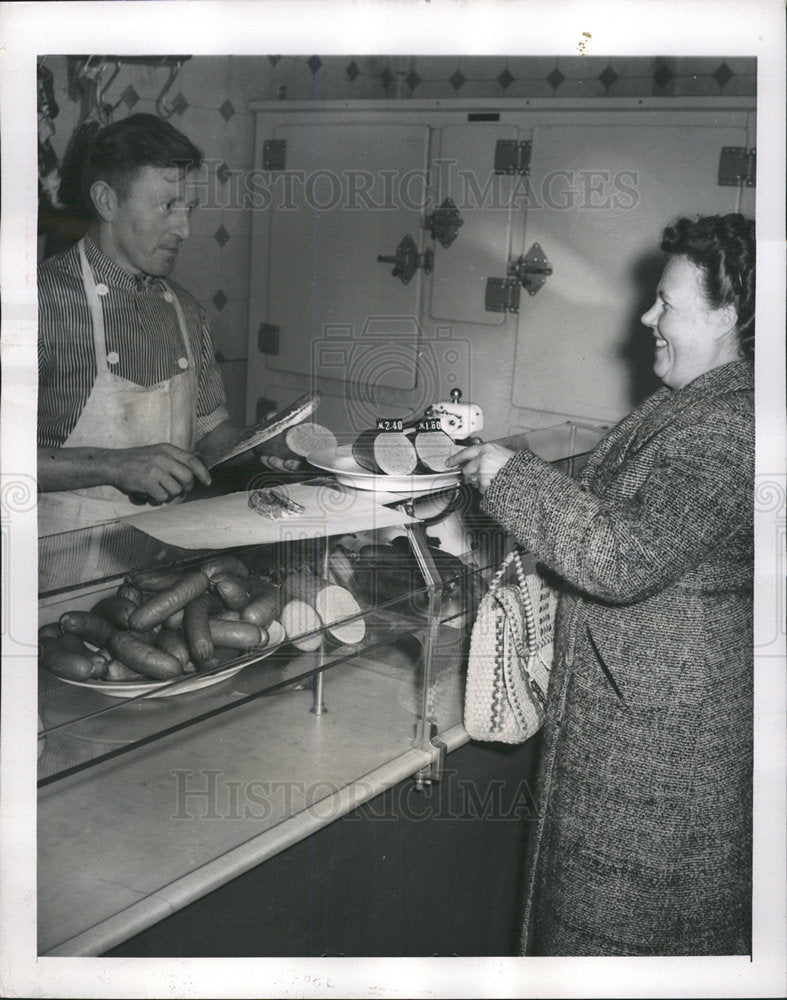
[38,238,198,536]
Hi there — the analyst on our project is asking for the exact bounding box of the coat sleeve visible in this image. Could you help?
[481,404,753,604]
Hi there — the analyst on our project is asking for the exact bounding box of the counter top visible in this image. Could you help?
[38,650,468,956]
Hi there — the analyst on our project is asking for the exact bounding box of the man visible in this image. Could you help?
[37,113,282,536]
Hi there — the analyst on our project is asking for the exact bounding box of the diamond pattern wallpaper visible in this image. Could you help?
[38,55,756,424]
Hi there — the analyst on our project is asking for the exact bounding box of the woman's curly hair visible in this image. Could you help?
[660,213,755,359]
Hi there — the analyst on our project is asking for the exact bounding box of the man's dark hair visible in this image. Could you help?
[80,113,203,218]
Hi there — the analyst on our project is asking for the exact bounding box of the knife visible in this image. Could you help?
[127,391,322,505]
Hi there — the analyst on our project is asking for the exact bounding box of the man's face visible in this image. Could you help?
[103,165,199,277]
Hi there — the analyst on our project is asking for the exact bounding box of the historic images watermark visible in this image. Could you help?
[170,766,540,823]
[188,159,641,214]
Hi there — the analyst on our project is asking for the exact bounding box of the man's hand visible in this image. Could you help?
[109,444,211,502]
[37,443,211,501]
[197,418,304,472]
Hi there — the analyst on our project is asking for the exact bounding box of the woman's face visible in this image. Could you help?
[641,255,739,390]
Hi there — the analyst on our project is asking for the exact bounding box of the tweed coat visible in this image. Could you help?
[481,360,754,956]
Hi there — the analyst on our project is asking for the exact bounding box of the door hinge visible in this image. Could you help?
[485,242,553,313]
[718,146,756,187]
[485,277,521,314]
[257,322,280,355]
[494,139,532,176]
[262,139,286,171]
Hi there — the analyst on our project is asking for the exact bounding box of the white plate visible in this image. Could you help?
[309,445,460,493]
[60,622,286,699]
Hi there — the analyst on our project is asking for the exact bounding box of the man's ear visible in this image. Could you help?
[89,180,119,223]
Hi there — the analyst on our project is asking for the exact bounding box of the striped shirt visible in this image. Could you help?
[38,235,229,448]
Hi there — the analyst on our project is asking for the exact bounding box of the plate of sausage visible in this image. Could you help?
[56,621,286,699]
[309,446,459,493]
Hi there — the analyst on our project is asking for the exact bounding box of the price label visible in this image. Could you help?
[375,417,404,432]
[415,418,443,433]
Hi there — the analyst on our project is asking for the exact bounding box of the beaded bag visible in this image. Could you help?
[464,548,558,744]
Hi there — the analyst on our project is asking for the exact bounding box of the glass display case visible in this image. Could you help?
[38,488,487,781]
[37,422,605,955]
[37,478,497,955]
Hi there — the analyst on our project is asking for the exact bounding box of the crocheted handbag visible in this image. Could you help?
[464,548,558,744]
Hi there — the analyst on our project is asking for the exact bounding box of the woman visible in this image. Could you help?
[450,214,755,956]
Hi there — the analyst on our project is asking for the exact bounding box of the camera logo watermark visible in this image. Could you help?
[312,316,472,436]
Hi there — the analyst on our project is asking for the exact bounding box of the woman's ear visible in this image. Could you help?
[713,302,739,338]
[89,180,118,223]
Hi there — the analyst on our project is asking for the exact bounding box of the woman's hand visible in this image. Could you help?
[446,442,515,495]
[254,452,302,472]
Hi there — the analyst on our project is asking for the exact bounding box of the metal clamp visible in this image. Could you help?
[485,241,553,313]
[507,242,553,296]
[421,197,464,248]
[413,721,448,790]
[378,234,434,285]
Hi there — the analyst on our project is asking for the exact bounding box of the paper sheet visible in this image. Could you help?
[124,483,416,549]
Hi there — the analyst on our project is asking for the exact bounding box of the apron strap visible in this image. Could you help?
[162,279,196,371]
[77,238,109,368]
[78,239,197,377]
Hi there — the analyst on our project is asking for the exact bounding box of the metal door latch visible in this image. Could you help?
[421,197,464,248]
[485,242,553,313]
[377,234,434,284]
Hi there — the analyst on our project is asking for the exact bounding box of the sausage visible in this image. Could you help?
[352,428,417,476]
[126,568,188,592]
[91,595,138,629]
[413,428,456,472]
[128,571,209,631]
[245,574,276,599]
[58,631,104,659]
[217,609,242,621]
[195,645,238,673]
[212,572,250,611]
[59,610,115,648]
[108,630,182,680]
[165,608,185,629]
[57,633,108,677]
[240,584,281,628]
[199,555,249,580]
[38,622,63,641]
[155,629,191,669]
[105,658,146,681]
[39,637,96,681]
[207,618,263,650]
[279,599,323,652]
[183,592,223,662]
[116,582,143,606]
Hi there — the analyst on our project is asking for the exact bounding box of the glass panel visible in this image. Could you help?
[38,433,594,786]
[38,493,493,785]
